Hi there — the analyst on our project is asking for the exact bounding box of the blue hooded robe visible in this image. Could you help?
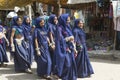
[33,17,52,77]
[0,25,8,64]
[11,16,31,72]
[48,14,58,73]
[22,16,34,64]
[55,14,77,80]
[73,19,94,78]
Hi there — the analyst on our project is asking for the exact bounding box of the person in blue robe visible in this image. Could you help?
[22,16,34,65]
[10,16,32,73]
[33,17,52,79]
[0,25,9,67]
[55,14,77,80]
[47,14,58,74]
[9,16,18,61]
[72,19,94,78]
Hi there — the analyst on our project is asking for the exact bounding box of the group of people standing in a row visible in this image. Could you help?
[0,13,94,80]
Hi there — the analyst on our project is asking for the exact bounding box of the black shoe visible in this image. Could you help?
[25,68,33,74]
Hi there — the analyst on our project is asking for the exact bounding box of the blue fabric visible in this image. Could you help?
[22,16,32,41]
[73,19,94,78]
[33,17,52,76]
[11,16,19,26]
[48,14,56,25]
[11,17,31,72]
[74,19,80,28]
[0,38,9,63]
[23,16,30,26]
[14,27,24,36]
[58,14,72,36]
[48,14,57,40]
[0,26,8,63]
[0,25,3,32]
[35,17,43,28]
[11,16,23,36]
[47,14,58,73]
[55,14,77,80]
[14,40,30,71]
[22,16,34,64]
[35,17,50,35]
[58,14,69,28]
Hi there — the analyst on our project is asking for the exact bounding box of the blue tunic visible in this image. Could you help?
[22,16,34,64]
[55,14,77,80]
[0,25,8,63]
[73,19,94,78]
[34,17,52,77]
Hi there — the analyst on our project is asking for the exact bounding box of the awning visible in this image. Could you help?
[36,0,96,9]
[0,0,96,10]
[67,0,96,4]
[0,0,33,10]
[0,0,67,10]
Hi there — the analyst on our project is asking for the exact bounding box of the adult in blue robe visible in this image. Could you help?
[55,14,77,80]
[10,16,32,73]
[9,16,18,61]
[22,16,34,65]
[0,25,9,67]
[73,19,94,78]
[33,17,52,79]
[48,14,58,74]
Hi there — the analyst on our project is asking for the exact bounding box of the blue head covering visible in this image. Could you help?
[58,14,69,27]
[74,19,83,28]
[0,25,3,32]
[23,16,30,26]
[48,14,56,25]
[35,17,44,28]
[11,16,19,26]
[74,19,80,28]
[59,14,73,37]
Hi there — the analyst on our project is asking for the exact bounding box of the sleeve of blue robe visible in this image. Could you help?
[73,29,80,44]
[78,30,86,45]
[56,27,66,53]
[22,25,32,41]
[48,24,53,33]
[73,28,83,51]
[34,29,38,39]
[47,24,53,41]
[33,28,38,51]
